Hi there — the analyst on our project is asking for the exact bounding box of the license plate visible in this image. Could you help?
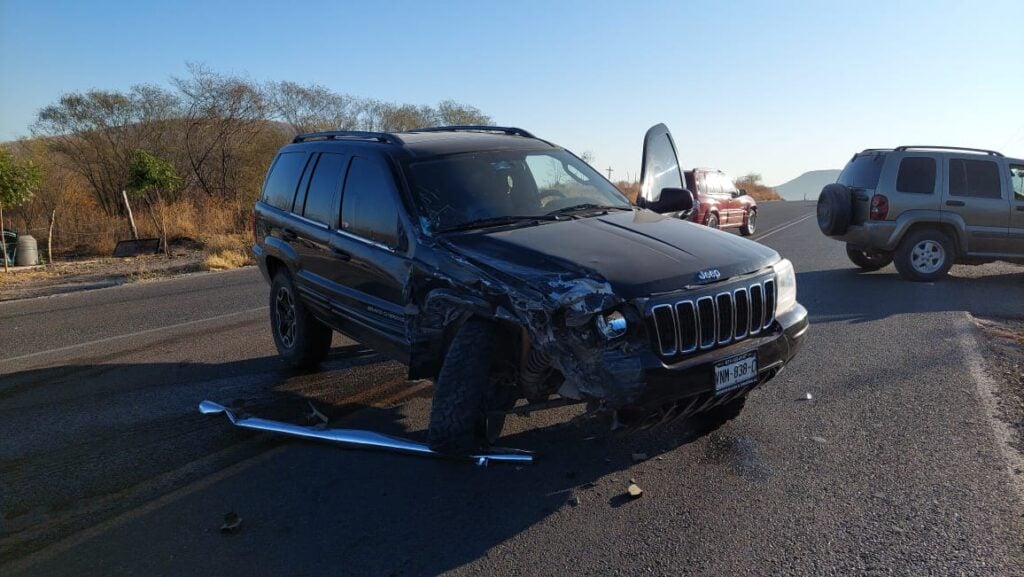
[714,352,758,392]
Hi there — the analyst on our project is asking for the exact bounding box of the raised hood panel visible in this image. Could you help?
[443,210,779,299]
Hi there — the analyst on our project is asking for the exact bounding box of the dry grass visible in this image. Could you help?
[201,233,253,270]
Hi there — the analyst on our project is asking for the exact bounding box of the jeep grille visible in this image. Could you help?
[649,276,776,359]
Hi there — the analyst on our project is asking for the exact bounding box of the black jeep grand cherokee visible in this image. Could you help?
[254,124,807,454]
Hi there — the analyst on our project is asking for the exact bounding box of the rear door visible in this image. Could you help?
[1009,162,1024,253]
[292,151,348,321]
[942,156,1009,254]
[639,123,685,209]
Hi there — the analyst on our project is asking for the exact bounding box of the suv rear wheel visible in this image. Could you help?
[270,270,333,368]
[428,317,505,455]
[846,245,893,271]
[740,209,756,236]
[894,229,954,281]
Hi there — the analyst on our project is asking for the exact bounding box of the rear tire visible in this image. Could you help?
[270,270,333,369]
[893,229,954,281]
[740,209,756,236]
[817,184,852,236]
[428,318,501,455]
[845,245,893,270]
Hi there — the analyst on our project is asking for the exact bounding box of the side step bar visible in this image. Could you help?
[198,401,533,466]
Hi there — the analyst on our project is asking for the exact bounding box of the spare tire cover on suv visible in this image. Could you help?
[817,183,852,236]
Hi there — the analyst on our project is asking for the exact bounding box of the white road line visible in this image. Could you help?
[754,212,815,241]
[0,306,267,364]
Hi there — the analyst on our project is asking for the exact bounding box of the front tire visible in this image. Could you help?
[846,245,893,271]
[740,209,756,236]
[428,318,502,455]
[706,213,719,229]
[270,270,332,369]
[893,229,954,281]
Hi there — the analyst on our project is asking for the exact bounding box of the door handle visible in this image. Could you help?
[331,247,351,261]
[945,200,965,207]
[281,228,297,241]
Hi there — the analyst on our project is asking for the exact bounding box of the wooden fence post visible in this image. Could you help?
[122,190,139,240]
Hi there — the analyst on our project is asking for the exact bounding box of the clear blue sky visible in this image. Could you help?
[2,0,1022,185]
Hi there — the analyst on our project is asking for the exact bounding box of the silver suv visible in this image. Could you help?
[817,146,1024,281]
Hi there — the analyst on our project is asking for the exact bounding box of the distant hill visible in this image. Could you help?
[772,169,841,201]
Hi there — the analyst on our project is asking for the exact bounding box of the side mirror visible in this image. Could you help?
[640,187,694,215]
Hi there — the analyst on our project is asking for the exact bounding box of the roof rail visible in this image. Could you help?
[408,125,536,138]
[292,130,404,145]
[895,145,1003,157]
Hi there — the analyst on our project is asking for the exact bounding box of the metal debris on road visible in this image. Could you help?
[220,512,242,533]
[198,400,534,465]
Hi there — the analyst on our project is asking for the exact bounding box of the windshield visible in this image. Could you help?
[407,149,631,233]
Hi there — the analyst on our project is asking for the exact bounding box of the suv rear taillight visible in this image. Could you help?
[870,194,889,220]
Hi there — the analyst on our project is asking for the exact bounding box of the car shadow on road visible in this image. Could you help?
[797,266,1024,324]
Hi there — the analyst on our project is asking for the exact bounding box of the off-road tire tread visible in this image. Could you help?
[428,318,499,455]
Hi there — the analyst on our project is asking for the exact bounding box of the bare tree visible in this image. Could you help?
[268,81,360,133]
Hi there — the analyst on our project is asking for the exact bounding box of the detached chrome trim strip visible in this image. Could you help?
[199,401,533,465]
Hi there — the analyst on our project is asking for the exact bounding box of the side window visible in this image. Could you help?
[895,157,936,194]
[262,152,309,211]
[341,156,400,248]
[1010,165,1024,200]
[302,153,346,226]
[949,159,1002,199]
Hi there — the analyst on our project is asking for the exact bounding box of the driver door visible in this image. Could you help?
[639,124,686,214]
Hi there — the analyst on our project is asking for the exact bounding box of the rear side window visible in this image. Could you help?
[895,157,936,194]
[341,157,400,248]
[262,152,308,211]
[949,159,1002,198]
[301,153,346,226]
[838,153,885,189]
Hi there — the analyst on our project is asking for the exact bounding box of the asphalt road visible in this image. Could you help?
[3,201,1023,576]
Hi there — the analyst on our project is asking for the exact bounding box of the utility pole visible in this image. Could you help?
[606,166,614,181]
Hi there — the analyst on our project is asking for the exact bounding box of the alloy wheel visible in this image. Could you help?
[275,287,297,348]
[910,240,945,274]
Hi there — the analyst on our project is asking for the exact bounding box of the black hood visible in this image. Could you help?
[442,210,780,299]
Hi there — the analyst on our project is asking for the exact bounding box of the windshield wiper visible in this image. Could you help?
[545,203,632,217]
[440,214,566,233]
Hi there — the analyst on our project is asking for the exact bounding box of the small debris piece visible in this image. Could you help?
[810,436,827,444]
[627,483,643,498]
[220,512,242,533]
[655,456,664,461]
[631,452,648,463]
[568,496,580,507]
[307,401,329,425]
[803,393,813,401]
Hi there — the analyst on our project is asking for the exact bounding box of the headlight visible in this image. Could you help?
[595,311,627,339]
[773,258,797,314]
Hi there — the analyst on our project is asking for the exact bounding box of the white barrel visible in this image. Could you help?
[15,234,38,266]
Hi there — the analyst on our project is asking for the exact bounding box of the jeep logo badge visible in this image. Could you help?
[696,268,721,283]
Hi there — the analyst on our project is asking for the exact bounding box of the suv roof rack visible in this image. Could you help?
[408,125,536,138]
[895,145,1003,157]
[292,130,404,145]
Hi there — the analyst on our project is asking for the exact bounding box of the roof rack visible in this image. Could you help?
[292,130,404,145]
[895,145,1003,157]
[408,125,536,138]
